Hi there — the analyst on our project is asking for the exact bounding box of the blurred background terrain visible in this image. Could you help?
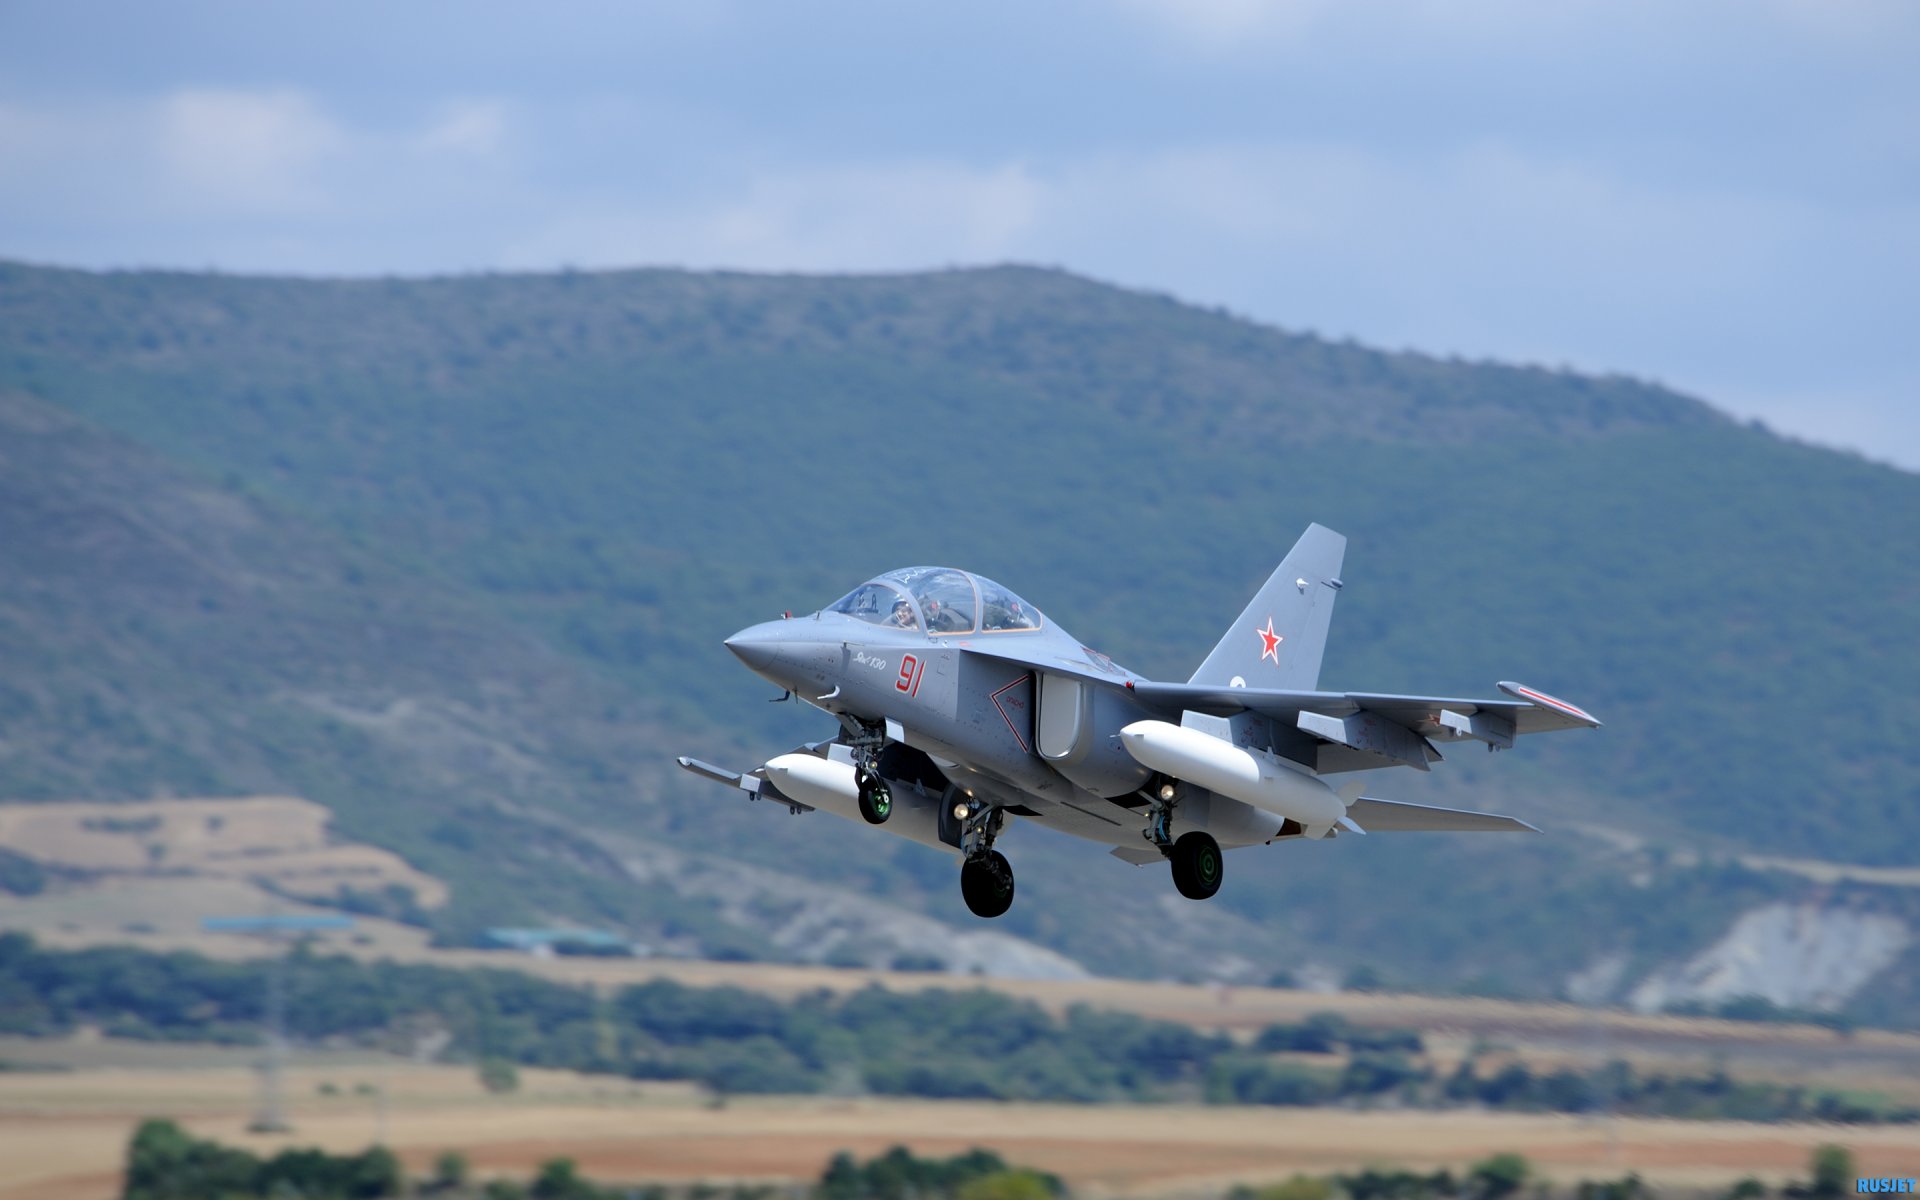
[1,259,1915,1018]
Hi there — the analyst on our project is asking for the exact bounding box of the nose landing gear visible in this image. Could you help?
[839,719,893,825]
[855,764,892,824]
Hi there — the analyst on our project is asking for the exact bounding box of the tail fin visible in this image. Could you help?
[1189,524,1347,691]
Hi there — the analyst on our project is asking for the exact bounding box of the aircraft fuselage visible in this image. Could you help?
[685,533,1594,918]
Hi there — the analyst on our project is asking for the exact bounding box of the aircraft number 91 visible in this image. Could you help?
[896,654,925,697]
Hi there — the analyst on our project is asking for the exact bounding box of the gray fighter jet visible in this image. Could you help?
[679,525,1599,918]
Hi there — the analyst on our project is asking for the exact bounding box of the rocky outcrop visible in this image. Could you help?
[1626,903,1910,1013]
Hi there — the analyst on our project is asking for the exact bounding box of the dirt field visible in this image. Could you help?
[2,873,442,960]
[1,1055,1913,1200]
[0,795,446,909]
[0,793,456,963]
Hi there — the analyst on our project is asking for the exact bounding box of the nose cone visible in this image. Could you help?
[724,625,780,672]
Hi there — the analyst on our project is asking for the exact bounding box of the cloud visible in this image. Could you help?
[502,160,1046,272]
[1111,0,1337,47]
[0,90,351,223]
[0,88,528,267]
[152,89,347,215]
[417,98,511,158]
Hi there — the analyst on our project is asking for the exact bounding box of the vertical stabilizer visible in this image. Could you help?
[1188,524,1347,691]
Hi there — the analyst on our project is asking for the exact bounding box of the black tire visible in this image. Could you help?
[858,779,892,825]
[1170,831,1223,900]
[959,850,1016,918]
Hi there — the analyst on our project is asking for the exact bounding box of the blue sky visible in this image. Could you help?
[2,1,1915,469]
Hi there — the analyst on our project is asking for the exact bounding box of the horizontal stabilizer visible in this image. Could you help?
[1346,796,1540,833]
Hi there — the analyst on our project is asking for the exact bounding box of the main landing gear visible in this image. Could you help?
[1169,831,1223,901]
[954,797,1013,918]
[960,850,1015,919]
[1143,782,1223,901]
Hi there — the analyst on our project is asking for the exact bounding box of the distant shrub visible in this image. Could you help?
[478,1056,519,1093]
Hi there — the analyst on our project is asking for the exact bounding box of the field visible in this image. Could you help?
[18,912,1919,1101]
[0,796,446,938]
[2,1045,1915,1200]
[13,885,1920,1108]
[6,799,1917,1197]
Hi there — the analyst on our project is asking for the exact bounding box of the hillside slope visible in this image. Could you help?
[0,261,1915,1009]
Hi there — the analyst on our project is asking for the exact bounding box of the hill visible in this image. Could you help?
[0,260,1915,1013]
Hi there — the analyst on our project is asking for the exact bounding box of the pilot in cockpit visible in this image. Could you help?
[890,598,919,629]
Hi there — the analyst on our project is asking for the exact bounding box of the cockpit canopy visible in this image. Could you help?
[828,567,1044,635]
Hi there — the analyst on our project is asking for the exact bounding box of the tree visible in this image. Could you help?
[430,1150,472,1192]
[957,1171,1060,1200]
[531,1157,597,1200]
[1468,1153,1530,1200]
[1808,1144,1854,1199]
[1241,1176,1335,1200]
[1344,965,1387,993]
[479,1056,520,1093]
[1576,1174,1647,1200]
[347,1145,404,1198]
[122,1118,256,1200]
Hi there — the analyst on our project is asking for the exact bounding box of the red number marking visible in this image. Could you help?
[897,654,921,695]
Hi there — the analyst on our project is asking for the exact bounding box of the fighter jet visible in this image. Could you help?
[679,525,1598,918]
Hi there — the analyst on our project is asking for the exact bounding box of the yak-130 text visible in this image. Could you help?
[679,525,1599,918]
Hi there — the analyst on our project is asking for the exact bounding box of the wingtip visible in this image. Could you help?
[1497,680,1601,727]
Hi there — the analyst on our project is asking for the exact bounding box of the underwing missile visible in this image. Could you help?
[1117,720,1345,830]
[760,754,949,850]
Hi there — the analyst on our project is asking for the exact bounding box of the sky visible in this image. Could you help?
[2,1,1916,470]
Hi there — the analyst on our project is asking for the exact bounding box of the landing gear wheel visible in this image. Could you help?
[1170,831,1223,900]
[959,850,1016,919]
[856,768,892,825]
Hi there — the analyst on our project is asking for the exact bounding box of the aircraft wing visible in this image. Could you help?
[956,639,1595,770]
[1128,680,1600,739]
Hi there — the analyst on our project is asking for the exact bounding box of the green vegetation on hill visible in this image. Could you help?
[119,1127,1867,1200]
[126,1120,401,1200]
[124,1124,1057,1200]
[6,936,1910,1123]
[0,260,1915,1000]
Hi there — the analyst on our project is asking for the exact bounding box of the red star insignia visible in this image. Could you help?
[1257,618,1283,663]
